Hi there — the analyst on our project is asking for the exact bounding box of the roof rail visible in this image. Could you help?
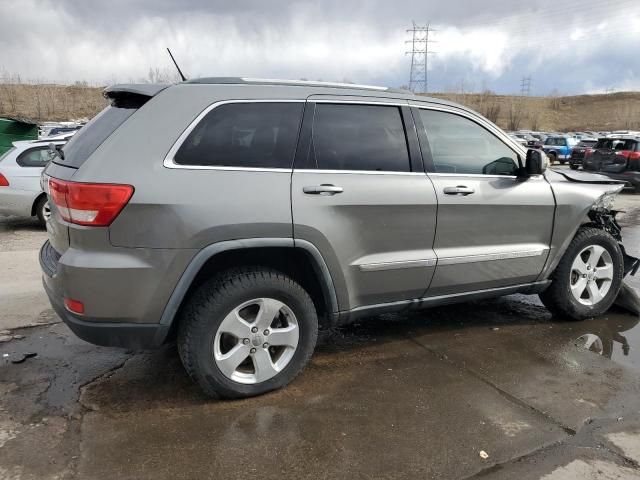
[184,76,411,94]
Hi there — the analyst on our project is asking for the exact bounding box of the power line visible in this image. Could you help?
[520,76,532,96]
[405,22,437,93]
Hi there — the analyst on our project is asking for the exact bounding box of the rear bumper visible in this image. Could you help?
[39,240,194,349]
[42,276,168,349]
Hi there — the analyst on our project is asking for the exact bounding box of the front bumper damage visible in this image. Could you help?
[587,209,640,277]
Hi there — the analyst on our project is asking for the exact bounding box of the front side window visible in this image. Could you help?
[419,109,519,175]
[16,147,55,167]
[310,104,410,172]
[174,102,304,169]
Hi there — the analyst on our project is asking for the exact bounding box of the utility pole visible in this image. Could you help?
[406,22,437,93]
[520,76,532,96]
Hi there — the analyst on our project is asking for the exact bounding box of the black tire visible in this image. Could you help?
[548,152,557,164]
[35,196,49,227]
[560,160,566,165]
[177,267,318,399]
[569,164,579,170]
[539,227,624,320]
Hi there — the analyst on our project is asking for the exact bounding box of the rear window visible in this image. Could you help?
[174,102,304,169]
[59,94,147,168]
[595,139,639,151]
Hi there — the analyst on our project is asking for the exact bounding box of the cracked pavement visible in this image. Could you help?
[1,191,640,479]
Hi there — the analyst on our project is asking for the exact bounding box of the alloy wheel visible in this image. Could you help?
[42,201,52,222]
[569,245,614,306]
[212,298,300,384]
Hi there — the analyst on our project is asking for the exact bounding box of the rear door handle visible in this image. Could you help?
[443,185,475,196]
[303,184,344,195]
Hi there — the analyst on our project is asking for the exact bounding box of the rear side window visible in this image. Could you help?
[310,104,410,172]
[419,109,518,175]
[174,102,304,169]
[16,146,55,167]
[60,106,137,168]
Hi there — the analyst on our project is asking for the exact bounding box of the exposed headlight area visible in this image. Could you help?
[591,190,620,212]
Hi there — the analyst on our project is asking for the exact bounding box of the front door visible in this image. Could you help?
[414,106,556,296]
[291,99,438,311]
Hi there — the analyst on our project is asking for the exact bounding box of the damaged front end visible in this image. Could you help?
[587,207,640,277]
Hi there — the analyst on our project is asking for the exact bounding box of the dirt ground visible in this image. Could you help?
[1,187,640,479]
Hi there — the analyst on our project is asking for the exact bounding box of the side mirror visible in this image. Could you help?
[525,148,546,175]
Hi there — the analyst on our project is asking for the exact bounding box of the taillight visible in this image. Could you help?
[0,173,9,186]
[48,178,134,226]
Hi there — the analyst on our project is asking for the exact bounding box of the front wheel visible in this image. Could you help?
[548,152,557,164]
[177,267,318,399]
[539,227,623,320]
[569,164,579,170]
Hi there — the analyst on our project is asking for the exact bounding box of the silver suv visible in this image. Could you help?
[40,78,639,398]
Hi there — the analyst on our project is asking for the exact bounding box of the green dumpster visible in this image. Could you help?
[0,117,38,156]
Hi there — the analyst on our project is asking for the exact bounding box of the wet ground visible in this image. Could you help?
[1,189,640,479]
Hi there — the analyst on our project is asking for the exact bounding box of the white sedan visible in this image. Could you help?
[0,139,67,225]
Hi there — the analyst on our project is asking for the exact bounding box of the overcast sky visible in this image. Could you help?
[1,0,639,95]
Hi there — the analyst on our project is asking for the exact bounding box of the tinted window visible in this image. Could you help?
[311,104,410,172]
[545,137,568,146]
[595,139,639,151]
[16,147,55,167]
[174,103,303,168]
[60,106,136,168]
[419,109,518,175]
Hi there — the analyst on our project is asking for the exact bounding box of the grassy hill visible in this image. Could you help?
[1,82,639,132]
[425,91,640,132]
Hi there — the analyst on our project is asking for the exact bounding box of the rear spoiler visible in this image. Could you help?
[103,84,169,109]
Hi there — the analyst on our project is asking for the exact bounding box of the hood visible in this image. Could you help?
[546,168,625,185]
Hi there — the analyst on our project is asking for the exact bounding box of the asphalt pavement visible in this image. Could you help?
[1,189,640,479]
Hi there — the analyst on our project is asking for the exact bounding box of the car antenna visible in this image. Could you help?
[166,47,187,82]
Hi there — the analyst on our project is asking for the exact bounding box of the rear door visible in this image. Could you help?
[414,105,555,296]
[291,98,438,311]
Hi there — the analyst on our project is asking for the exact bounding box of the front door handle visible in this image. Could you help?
[443,185,475,196]
[303,184,344,195]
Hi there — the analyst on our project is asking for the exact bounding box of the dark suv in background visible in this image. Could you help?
[569,138,598,170]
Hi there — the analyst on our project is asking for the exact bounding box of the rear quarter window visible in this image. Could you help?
[173,102,304,169]
[16,146,56,167]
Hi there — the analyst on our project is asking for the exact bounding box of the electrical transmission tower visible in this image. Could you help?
[520,76,532,96]
[406,22,437,93]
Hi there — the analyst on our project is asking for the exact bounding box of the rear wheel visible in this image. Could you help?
[569,164,579,170]
[539,227,623,320]
[548,152,557,164]
[177,267,318,399]
[35,196,50,227]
